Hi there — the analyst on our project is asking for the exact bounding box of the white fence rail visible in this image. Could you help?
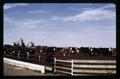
[54,58,116,75]
[4,57,45,73]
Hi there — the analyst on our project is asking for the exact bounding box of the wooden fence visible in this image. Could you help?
[54,58,116,76]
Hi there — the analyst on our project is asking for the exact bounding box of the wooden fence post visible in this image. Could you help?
[39,55,41,61]
[27,52,29,60]
[54,58,56,73]
[71,59,73,75]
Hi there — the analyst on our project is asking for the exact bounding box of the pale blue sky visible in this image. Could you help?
[4,3,116,48]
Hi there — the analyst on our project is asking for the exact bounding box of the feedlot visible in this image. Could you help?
[3,45,116,76]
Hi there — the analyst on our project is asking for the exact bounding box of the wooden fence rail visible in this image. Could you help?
[54,58,116,76]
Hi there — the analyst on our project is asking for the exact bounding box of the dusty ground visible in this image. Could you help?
[3,63,60,76]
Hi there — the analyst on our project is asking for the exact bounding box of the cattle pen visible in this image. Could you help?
[4,44,116,76]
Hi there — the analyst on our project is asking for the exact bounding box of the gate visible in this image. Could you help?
[54,58,116,76]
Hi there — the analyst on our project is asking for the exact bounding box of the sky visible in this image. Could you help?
[4,3,116,48]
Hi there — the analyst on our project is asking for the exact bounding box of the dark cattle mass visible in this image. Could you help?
[4,44,116,63]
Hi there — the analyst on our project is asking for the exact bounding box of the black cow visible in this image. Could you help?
[99,48,109,56]
[80,47,91,56]
[91,48,100,56]
[4,45,14,57]
[46,47,56,65]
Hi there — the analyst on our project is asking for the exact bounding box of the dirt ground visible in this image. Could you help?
[3,63,60,76]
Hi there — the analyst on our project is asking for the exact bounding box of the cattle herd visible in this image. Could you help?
[4,43,116,67]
